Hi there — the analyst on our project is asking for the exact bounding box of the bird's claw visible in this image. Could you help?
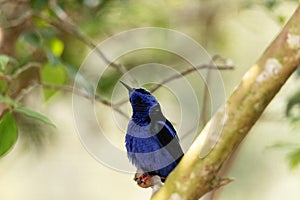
[134,174,153,188]
[134,174,165,188]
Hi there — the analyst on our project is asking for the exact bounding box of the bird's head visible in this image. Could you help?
[120,81,158,111]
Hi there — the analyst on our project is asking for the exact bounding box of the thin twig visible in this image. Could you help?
[41,83,129,119]
[2,10,33,29]
[0,73,12,82]
[14,82,40,103]
[200,68,212,127]
[49,0,135,81]
[32,1,136,118]
[42,83,92,100]
[12,62,41,79]
[150,64,233,93]
[0,62,41,100]
[114,64,234,108]
[31,2,136,118]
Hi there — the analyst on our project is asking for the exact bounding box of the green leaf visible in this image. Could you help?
[0,95,17,107]
[286,148,300,169]
[14,108,55,127]
[0,55,10,72]
[41,63,67,100]
[0,113,18,158]
[48,38,64,57]
[0,79,7,93]
[44,38,64,66]
[277,15,286,25]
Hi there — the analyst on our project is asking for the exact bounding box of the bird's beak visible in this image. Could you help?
[120,81,134,93]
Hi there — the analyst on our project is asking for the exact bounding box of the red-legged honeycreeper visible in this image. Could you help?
[120,81,184,188]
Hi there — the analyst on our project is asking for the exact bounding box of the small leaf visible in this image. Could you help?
[41,63,67,100]
[48,38,64,57]
[14,108,55,127]
[277,15,286,25]
[0,113,18,157]
[286,148,300,169]
[0,55,10,72]
[0,79,7,93]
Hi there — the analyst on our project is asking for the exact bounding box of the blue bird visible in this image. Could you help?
[120,81,184,188]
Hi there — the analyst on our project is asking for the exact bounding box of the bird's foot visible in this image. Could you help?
[134,174,154,188]
[134,174,165,188]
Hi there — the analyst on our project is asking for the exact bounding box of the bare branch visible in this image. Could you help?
[151,64,234,93]
[1,10,33,28]
[0,73,12,83]
[12,62,41,79]
[42,83,91,100]
[41,83,129,119]
[114,64,234,108]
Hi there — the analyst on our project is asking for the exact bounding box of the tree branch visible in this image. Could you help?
[40,83,129,119]
[151,64,234,93]
[113,63,234,108]
[152,4,300,200]
[1,10,33,28]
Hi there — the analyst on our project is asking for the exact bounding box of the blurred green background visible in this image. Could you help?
[1,0,300,199]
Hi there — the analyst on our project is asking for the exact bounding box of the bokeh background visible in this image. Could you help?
[1,0,300,199]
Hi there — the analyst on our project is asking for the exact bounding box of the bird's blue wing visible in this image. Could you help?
[149,104,184,163]
[157,120,178,139]
[154,119,184,163]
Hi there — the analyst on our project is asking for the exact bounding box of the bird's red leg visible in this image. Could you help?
[134,173,153,188]
[134,173,165,188]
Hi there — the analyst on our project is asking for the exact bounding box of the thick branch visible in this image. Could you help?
[152,5,300,200]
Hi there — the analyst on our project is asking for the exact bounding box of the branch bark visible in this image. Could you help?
[152,4,300,200]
